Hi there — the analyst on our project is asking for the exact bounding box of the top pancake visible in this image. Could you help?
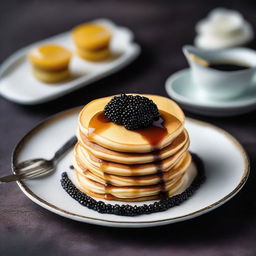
[79,95,185,153]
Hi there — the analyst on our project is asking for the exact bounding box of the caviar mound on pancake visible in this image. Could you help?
[104,94,160,130]
[69,94,197,202]
[78,94,185,153]
[28,44,72,83]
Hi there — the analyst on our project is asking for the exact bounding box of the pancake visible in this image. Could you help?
[28,44,72,71]
[75,169,185,201]
[28,44,72,83]
[78,95,185,153]
[74,141,189,176]
[72,23,111,50]
[74,152,191,187]
[72,23,111,61]
[32,67,70,83]
[76,47,110,61]
[75,160,197,202]
[77,129,189,164]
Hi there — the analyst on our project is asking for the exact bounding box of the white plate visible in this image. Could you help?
[165,69,256,116]
[12,107,249,228]
[0,19,140,105]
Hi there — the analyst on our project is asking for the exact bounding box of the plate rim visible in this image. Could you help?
[11,106,250,225]
[165,68,256,109]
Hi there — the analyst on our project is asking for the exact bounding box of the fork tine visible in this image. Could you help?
[16,162,49,176]
[20,164,50,178]
[16,159,45,169]
[2,136,76,183]
[25,167,53,179]
[21,167,47,179]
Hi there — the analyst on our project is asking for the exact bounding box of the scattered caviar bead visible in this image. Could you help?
[60,153,205,216]
[61,172,68,178]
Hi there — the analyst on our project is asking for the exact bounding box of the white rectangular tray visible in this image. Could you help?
[0,19,140,105]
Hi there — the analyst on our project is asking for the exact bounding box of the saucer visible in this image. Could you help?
[165,69,256,116]
[11,107,249,228]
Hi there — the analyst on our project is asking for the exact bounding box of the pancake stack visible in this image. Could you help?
[72,23,111,61]
[28,44,72,83]
[73,94,193,202]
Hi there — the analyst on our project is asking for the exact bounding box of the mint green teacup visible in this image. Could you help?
[183,45,256,100]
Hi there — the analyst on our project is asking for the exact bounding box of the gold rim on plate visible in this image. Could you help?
[11,107,250,224]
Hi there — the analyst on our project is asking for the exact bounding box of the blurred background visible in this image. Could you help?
[0,0,256,255]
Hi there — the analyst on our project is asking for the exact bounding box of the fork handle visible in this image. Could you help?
[0,174,23,183]
[0,136,77,184]
[52,136,77,163]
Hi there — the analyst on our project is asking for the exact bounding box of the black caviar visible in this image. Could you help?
[61,153,205,216]
[104,94,160,130]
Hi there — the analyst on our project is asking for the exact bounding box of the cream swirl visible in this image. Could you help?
[195,8,254,49]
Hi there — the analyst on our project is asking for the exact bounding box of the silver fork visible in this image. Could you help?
[0,136,77,184]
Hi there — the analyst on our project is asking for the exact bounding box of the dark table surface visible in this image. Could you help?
[1,0,256,255]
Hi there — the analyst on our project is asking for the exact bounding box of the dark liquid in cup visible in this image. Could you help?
[209,62,250,71]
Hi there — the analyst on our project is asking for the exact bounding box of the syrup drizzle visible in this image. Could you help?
[87,152,114,200]
[134,116,168,149]
[87,111,111,139]
[87,111,171,199]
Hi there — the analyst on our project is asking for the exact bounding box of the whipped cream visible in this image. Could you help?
[195,8,254,49]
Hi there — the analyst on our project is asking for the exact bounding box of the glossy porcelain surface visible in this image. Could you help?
[12,107,249,227]
[165,68,256,116]
[183,45,256,100]
[0,19,140,105]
